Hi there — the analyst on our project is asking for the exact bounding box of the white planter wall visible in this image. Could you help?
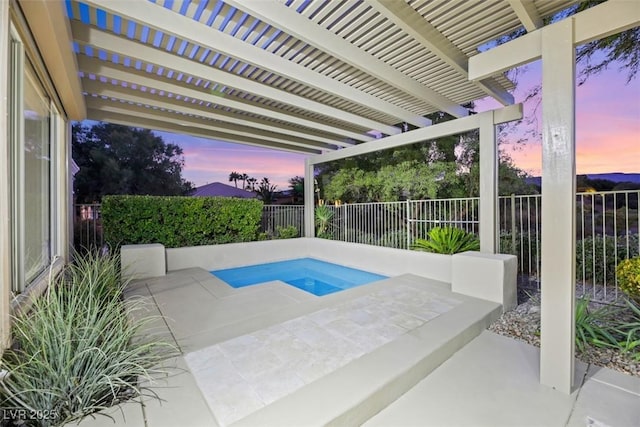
[163,238,516,310]
[165,237,452,282]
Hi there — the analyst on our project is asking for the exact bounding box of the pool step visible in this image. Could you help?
[230,293,501,427]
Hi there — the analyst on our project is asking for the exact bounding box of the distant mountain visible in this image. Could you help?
[587,173,640,184]
[525,173,640,187]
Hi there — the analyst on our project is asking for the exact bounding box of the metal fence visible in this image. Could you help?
[572,191,638,300]
[498,191,640,300]
[261,205,304,238]
[499,194,541,282]
[322,198,480,250]
[74,189,639,301]
[74,204,103,250]
[319,190,639,301]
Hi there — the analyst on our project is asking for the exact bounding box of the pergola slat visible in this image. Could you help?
[85,96,335,152]
[83,0,425,129]
[368,0,514,106]
[77,56,360,146]
[87,108,322,155]
[62,0,581,156]
[225,0,470,118]
[507,0,544,32]
[71,21,392,139]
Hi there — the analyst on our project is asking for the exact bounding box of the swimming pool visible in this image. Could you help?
[211,258,387,296]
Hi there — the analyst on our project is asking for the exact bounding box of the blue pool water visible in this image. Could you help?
[211,258,387,296]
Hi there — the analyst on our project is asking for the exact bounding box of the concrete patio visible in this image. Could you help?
[70,267,640,427]
[4,2,639,414]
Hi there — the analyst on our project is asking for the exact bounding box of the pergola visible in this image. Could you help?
[17,0,639,394]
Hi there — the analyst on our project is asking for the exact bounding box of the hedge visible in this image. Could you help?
[101,195,263,248]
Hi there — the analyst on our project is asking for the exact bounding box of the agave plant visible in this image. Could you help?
[411,226,480,254]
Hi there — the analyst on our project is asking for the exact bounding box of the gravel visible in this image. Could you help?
[488,286,640,378]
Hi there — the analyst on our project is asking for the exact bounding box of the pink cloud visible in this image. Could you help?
[159,133,306,189]
[507,133,639,176]
[496,60,639,176]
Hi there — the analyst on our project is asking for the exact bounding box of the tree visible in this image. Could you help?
[246,177,258,191]
[316,108,538,203]
[228,171,241,188]
[315,106,489,201]
[318,0,640,203]
[495,1,638,85]
[240,173,249,190]
[461,153,539,198]
[494,2,638,146]
[574,1,638,84]
[72,122,193,203]
[576,175,617,192]
[255,177,277,204]
[288,176,304,204]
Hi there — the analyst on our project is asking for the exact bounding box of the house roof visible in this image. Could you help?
[51,0,579,154]
[191,182,257,198]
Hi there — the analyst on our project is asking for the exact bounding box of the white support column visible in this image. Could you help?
[0,0,11,353]
[479,111,498,253]
[540,19,576,394]
[304,159,315,238]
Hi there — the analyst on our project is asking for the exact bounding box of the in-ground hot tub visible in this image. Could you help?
[166,237,453,284]
[211,257,387,296]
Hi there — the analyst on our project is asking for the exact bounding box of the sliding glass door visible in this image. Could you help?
[9,29,55,293]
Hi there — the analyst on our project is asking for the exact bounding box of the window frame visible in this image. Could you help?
[8,22,60,294]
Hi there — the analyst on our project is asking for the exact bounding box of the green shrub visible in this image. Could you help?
[576,234,639,285]
[581,298,640,361]
[377,230,408,249]
[574,296,619,353]
[612,299,640,360]
[102,195,263,248]
[0,251,176,426]
[617,257,640,302]
[411,226,479,254]
[339,229,376,246]
[498,232,639,281]
[537,296,640,358]
[275,225,299,239]
[499,231,539,275]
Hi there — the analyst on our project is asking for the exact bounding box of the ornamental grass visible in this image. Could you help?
[0,251,177,426]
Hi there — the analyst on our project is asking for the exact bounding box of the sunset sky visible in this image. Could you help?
[475,59,640,177]
[155,59,639,190]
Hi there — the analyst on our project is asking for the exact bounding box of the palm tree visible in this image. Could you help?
[240,173,249,190]
[228,171,241,188]
[256,177,277,204]
[246,177,257,191]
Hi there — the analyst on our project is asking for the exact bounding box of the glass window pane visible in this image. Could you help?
[23,68,51,283]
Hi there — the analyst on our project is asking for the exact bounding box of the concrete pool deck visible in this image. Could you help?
[70,267,640,427]
[185,279,464,425]
[141,268,503,426]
